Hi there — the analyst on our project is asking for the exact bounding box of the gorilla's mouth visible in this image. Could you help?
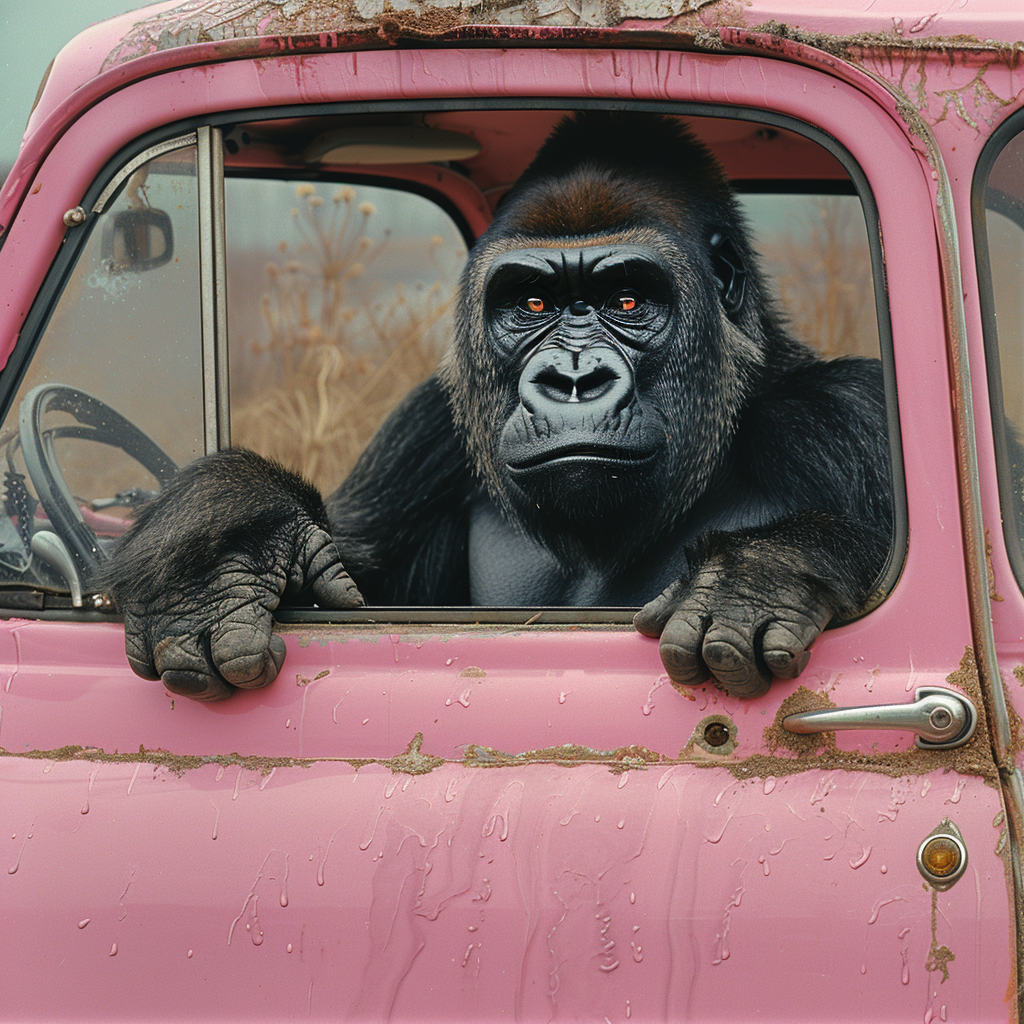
[507,444,657,474]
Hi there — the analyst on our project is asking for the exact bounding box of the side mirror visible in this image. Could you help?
[101,209,174,273]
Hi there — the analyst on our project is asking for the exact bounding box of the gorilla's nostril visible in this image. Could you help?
[531,366,619,404]
[533,369,577,401]
[519,343,636,414]
[575,367,617,400]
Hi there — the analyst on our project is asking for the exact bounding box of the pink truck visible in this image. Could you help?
[1,0,1023,1019]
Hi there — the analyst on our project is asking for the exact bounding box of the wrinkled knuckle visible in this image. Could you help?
[152,636,200,671]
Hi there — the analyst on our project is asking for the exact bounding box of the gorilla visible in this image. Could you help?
[100,111,893,702]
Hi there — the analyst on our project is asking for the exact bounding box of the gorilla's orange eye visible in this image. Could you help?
[612,292,641,312]
[526,297,547,313]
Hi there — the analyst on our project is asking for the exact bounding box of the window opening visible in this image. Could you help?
[0,104,898,620]
[975,118,1024,591]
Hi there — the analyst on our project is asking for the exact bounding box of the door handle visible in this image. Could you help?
[782,687,977,749]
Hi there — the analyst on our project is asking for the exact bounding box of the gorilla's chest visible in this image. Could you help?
[467,499,689,606]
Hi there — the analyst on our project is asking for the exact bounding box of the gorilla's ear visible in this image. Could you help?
[709,231,747,320]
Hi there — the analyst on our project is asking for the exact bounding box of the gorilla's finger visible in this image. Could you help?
[153,635,231,701]
[123,615,160,680]
[760,620,815,679]
[658,610,710,686]
[311,562,364,609]
[295,527,364,609]
[162,669,233,702]
[701,622,771,698]
[210,616,282,689]
[702,622,760,677]
[715,671,772,700]
[634,578,690,637]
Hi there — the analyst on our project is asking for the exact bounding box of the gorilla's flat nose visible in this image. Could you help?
[519,345,634,415]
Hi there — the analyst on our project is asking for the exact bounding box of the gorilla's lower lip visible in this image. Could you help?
[507,445,657,473]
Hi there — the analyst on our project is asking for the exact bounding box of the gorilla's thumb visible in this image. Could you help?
[299,525,365,609]
[311,563,365,609]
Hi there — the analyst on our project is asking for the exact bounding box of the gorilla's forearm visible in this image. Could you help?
[99,449,342,597]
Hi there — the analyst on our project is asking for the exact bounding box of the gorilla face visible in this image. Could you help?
[487,243,675,521]
[437,114,776,564]
[447,193,765,563]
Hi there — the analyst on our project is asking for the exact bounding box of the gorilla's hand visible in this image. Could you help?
[119,527,361,701]
[633,525,861,698]
[100,450,363,701]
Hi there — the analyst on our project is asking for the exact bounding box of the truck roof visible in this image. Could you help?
[3,0,1023,236]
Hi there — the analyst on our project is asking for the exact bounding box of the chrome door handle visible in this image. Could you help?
[782,687,977,749]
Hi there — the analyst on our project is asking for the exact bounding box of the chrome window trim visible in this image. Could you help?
[197,125,230,454]
[91,132,197,214]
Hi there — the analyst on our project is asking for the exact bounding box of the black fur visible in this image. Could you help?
[101,111,892,700]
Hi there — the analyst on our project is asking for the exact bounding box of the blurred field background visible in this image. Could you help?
[226,179,467,493]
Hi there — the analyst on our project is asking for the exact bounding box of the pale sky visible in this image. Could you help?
[0,0,148,179]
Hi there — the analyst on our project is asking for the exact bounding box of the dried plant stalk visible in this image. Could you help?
[231,185,459,493]
[760,196,879,360]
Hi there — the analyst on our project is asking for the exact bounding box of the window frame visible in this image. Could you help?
[0,97,906,624]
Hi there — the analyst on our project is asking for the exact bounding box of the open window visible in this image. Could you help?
[0,105,898,617]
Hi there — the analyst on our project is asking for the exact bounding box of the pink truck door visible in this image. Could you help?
[0,39,1015,1023]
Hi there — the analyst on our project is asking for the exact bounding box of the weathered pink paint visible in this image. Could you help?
[0,754,1004,1021]
[0,3,1021,1020]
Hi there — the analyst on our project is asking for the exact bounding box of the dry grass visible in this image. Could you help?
[760,196,879,360]
[230,185,458,493]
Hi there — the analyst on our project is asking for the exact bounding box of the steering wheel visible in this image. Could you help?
[18,384,179,581]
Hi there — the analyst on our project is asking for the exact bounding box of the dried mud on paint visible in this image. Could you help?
[746,647,1000,784]
[0,649,1000,785]
[0,733,443,778]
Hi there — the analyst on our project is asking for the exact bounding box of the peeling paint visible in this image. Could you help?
[734,21,1024,133]
[98,0,729,71]
[83,0,1024,142]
